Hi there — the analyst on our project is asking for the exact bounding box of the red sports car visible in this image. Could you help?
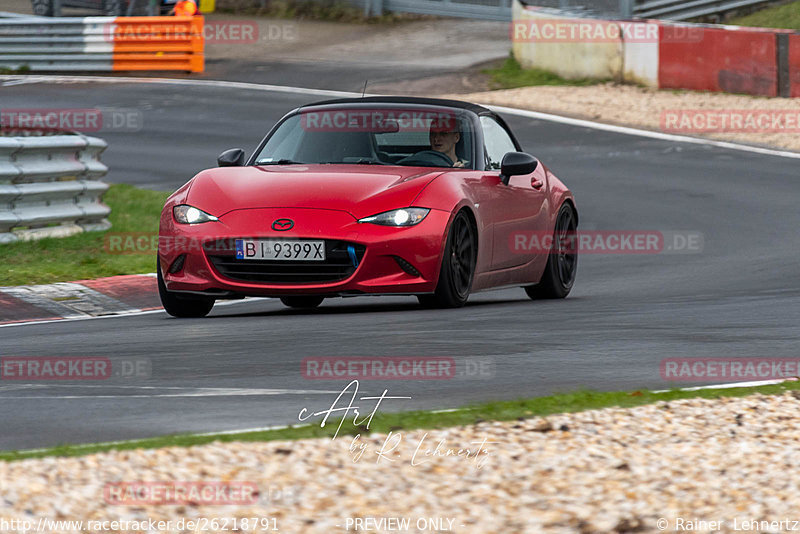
[157,97,578,317]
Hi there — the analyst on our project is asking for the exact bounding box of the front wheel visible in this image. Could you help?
[418,210,476,308]
[157,259,215,318]
[525,203,577,300]
[280,296,324,309]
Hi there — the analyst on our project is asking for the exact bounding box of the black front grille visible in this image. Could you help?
[205,239,366,284]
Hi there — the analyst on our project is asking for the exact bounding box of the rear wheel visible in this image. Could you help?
[157,259,215,318]
[525,203,577,300]
[280,296,324,309]
[418,210,476,309]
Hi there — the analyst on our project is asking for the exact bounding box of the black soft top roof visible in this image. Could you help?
[301,96,492,115]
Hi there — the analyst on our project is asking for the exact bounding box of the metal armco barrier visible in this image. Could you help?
[0,134,111,244]
[382,0,512,21]
[357,0,624,20]
[0,15,204,72]
[631,0,772,21]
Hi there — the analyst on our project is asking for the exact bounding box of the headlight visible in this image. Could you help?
[173,205,218,224]
[358,208,430,227]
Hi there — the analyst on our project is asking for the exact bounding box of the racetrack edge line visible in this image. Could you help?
[2,378,791,459]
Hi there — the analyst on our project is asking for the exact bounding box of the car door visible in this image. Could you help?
[480,115,549,271]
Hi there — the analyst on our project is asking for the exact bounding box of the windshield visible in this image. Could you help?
[253,106,475,169]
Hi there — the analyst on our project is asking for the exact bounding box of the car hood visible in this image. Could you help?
[186,164,444,220]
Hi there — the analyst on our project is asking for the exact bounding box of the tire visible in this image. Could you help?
[417,210,476,309]
[31,0,53,16]
[157,259,215,318]
[525,203,577,300]
[280,296,324,309]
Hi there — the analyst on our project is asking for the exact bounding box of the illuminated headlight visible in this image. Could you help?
[358,208,430,227]
[173,205,218,224]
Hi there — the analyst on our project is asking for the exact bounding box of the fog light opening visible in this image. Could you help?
[168,254,186,274]
[393,256,421,277]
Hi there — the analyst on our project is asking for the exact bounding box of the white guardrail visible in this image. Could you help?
[631,0,773,21]
[0,14,204,73]
[0,16,116,72]
[0,133,111,244]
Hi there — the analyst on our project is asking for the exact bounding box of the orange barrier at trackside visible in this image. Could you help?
[110,16,204,73]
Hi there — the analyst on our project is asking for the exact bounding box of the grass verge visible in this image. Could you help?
[483,56,606,90]
[729,0,800,29]
[0,66,30,75]
[2,380,799,462]
[0,184,168,286]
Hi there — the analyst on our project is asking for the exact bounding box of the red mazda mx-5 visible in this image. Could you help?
[157,97,578,317]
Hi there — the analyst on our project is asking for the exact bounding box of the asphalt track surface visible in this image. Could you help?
[1,79,799,451]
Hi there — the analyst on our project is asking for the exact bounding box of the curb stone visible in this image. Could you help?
[0,274,160,325]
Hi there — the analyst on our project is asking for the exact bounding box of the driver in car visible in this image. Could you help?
[429,124,467,168]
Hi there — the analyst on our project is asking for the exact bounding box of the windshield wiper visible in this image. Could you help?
[256,158,305,165]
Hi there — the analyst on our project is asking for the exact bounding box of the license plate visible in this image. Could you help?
[235,239,325,261]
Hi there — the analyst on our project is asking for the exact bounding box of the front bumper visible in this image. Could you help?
[158,207,450,297]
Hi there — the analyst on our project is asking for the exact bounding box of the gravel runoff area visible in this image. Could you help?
[3,392,800,533]
[447,84,800,153]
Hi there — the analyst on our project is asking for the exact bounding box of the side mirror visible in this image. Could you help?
[499,152,538,185]
[217,148,245,167]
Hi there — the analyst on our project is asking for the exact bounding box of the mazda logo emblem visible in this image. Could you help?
[272,218,294,231]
